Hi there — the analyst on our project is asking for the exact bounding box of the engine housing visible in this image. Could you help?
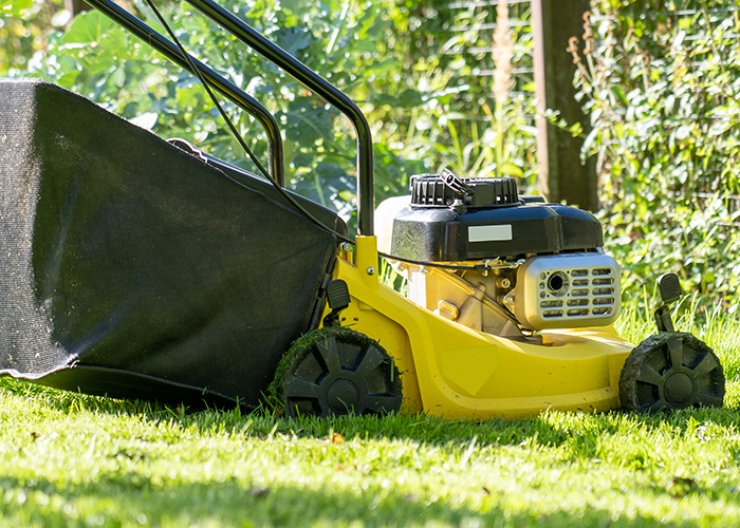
[390,173,604,262]
[379,172,622,332]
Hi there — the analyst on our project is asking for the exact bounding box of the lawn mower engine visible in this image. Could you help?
[378,170,621,337]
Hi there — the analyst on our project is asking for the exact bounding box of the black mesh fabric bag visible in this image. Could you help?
[0,79,344,409]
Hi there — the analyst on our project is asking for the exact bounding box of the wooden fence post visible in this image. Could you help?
[65,0,92,17]
[531,0,597,211]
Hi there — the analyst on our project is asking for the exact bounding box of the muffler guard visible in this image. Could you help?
[0,79,340,409]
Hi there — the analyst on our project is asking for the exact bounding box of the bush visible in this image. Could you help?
[572,0,740,314]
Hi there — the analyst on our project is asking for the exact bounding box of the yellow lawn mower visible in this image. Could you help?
[0,0,724,419]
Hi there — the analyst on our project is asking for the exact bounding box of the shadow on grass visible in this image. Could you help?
[4,376,740,451]
[0,472,720,528]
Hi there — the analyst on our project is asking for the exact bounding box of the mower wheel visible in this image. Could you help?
[619,333,724,413]
[275,327,403,418]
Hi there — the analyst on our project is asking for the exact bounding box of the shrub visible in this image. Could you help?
[572,0,740,314]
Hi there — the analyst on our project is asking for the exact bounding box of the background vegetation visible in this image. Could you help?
[0,0,537,232]
[572,0,740,315]
[7,0,740,320]
[5,1,740,316]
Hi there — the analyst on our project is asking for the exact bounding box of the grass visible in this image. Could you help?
[2,300,740,527]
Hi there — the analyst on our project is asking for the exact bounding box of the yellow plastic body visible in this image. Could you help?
[324,236,634,420]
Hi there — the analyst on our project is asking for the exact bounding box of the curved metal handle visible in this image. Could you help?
[183,0,375,236]
[84,0,285,187]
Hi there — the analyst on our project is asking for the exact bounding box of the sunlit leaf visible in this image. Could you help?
[281,100,334,146]
[273,26,313,58]
[61,11,115,45]
[1,0,32,16]
[499,163,523,177]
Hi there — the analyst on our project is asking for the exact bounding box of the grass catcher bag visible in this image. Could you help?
[0,79,343,409]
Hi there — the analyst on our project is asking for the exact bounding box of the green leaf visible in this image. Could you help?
[280,0,310,16]
[351,39,378,53]
[518,125,538,137]
[499,163,524,177]
[0,0,32,17]
[372,93,398,106]
[397,89,424,108]
[273,27,313,57]
[57,72,79,89]
[81,57,116,76]
[611,86,629,106]
[292,152,314,169]
[281,100,334,146]
[315,162,347,180]
[366,57,397,73]
[111,67,126,88]
[62,11,115,45]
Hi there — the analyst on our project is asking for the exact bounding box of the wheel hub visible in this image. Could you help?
[619,333,724,413]
[327,378,359,413]
[664,372,694,405]
[281,329,403,418]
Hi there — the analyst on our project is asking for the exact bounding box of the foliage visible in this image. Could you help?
[430,0,538,187]
[17,0,740,318]
[0,0,64,76]
[572,0,740,314]
[2,0,540,236]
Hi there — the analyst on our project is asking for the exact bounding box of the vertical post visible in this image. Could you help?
[65,0,92,17]
[532,0,597,211]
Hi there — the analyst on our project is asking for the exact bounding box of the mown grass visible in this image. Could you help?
[2,301,740,527]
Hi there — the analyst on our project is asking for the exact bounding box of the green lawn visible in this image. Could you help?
[2,304,740,527]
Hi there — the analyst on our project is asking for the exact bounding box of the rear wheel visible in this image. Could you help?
[274,327,403,418]
[619,333,724,413]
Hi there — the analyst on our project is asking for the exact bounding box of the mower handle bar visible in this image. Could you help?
[84,0,285,187]
[88,0,376,237]
[184,0,374,237]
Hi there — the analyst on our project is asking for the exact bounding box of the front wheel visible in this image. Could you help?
[619,333,724,413]
[272,327,403,418]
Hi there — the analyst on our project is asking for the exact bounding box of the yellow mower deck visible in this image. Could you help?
[322,236,634,419]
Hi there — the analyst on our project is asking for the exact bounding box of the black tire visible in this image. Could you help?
[275,327,403,418]
[619,332,724,413]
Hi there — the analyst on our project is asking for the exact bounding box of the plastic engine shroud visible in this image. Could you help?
[390,175,604,262]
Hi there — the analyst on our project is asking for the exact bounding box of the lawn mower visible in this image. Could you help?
[0,0,725,419]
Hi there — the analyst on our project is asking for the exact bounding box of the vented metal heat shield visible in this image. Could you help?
[512,253,622,330]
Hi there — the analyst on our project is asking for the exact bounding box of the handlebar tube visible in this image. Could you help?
[183,0,375,236]
[84,0,285,187]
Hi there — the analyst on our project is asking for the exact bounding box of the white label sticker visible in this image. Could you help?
[468,224,513,242]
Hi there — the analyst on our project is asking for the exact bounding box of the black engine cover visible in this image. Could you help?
[390,202,604,262]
